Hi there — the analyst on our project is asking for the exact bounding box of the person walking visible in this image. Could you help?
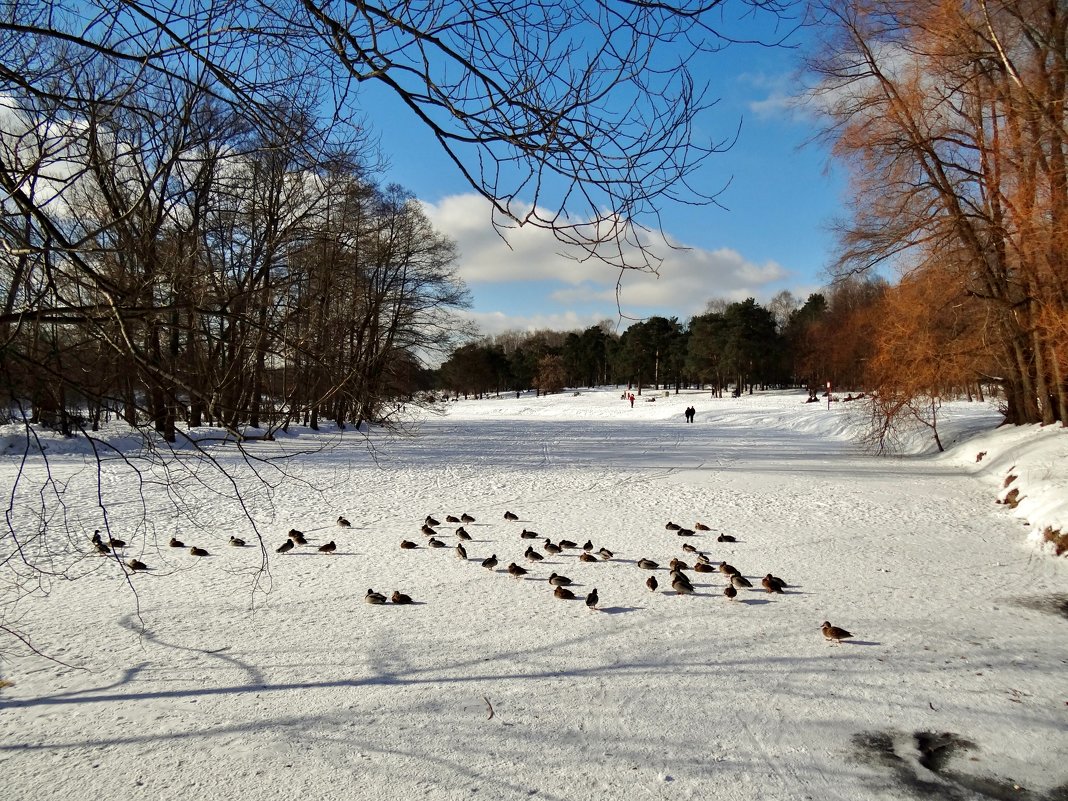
[629,393,635,408]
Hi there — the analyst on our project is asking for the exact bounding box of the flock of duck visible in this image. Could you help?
[90,510,855,644]
[376,512,853,644]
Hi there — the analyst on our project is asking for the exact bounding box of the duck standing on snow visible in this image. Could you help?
[318,541,337,553]
[365,589,387,605]
[337,516,351,528]
[821,621,853,644]
[585,588,599,610]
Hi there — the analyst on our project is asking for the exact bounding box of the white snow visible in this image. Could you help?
[1,389,1065,800]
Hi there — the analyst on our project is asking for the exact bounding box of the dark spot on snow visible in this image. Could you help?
[914,731,975,773]
[852,730,1061,800]
[1011,594,1068,621]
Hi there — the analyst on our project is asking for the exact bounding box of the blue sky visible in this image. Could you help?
[355,18,843,336]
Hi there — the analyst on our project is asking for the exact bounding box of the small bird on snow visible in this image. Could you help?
[821,621,853,644]
[585,588,599,610]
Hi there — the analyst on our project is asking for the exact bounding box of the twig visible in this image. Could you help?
[483,695,495,720]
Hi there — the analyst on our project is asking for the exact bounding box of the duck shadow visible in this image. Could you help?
[843,640,881,646]
[598,606,642,615]
[739,598,771,606]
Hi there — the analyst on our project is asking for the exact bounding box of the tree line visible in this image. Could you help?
[436,277,971,401]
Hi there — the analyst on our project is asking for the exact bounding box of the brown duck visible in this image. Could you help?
[821,621,853,644]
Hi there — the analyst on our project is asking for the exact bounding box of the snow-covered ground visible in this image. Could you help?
[1,389,1065,800]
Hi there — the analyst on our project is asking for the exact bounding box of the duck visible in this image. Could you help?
[548,572,572,587]
[507,562,528,579]
[504,511,519,521]
[288,530,307,545]
[108,536,126,548]
[455,526,472,540]
[461,513,476,523]
[391,591,413,605]
[94,540,110,554]
[365,589,387,605]
[718,562,737,575]
[695,553,711,564]
[671,575,695,595]
[694,522,712,531]
[91,530,103,544]
[481,554,498,570]
[665,522,681,531]
[520,528,539,539]
[524,547,544,562]
[724,584,738,601]
[337,516,351,528]
[717,533,737,543]
[189,546,209,557]
[767,573,788,589]
[543,540,562,555]
[455,543,468,560]
[169,537,185,548]
[553,586,576,600]
[579,552,598,563]
[427,537,446,548]
[693,561,716,574]
[445,515,461,524]
[276,540,294,553]
[585,588,599,610]
[582,540,593,552]
[821,621,853,644]
[400,540,418,549]
[637,558,659,570]
[127,558,148,571]
[318,541,337,553]
[421,524,438,536]
[681,542,698,554]
[731,574,753,589]
[669,558,689,571]
[762,574,785,593]
[425,516,440,527]
[646,575,658,592]
[558,539,578,549]
[676,527,695,537]
[229,536,245,547]
[597,547,614,560]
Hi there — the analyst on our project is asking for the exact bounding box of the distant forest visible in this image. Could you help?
[435,275,990,404]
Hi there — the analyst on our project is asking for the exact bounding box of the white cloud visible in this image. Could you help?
[422,193,804,334]
[458,308,614,337]
[425,192,791,296]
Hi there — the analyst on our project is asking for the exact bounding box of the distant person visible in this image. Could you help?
[684,406,695,423]
[629,393,635,408]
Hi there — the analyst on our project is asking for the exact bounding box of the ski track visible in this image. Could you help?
[0,390,1065,800]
